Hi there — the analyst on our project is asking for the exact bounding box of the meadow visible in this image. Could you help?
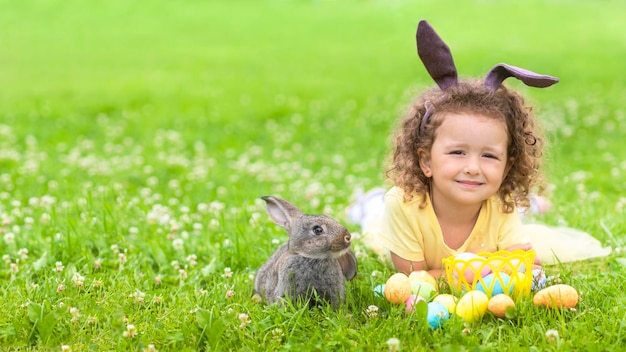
[1,0,625,350]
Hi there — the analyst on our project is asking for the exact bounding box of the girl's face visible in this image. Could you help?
[419,112,509,210]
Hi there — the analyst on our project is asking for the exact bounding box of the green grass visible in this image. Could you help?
[1,0,625,350]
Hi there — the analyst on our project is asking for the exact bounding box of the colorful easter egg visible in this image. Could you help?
[455,290,489,323]
[476,273,512,296]
[408,270,438,290]
[487,294,515,319]
[384,273,412,304]
[433,294,457,315]
[533,284,579,308]
[405,294,427,313]
[373,284,386,298]
[410,281,436,301]
[531,268,547,291]
[426,301,449,329]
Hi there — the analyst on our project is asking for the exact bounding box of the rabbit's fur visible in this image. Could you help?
[254,196,357,308]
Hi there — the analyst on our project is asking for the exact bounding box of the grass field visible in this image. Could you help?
[1,0,625,350]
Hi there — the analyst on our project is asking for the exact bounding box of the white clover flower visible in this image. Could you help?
[186,254,197,267]
[40,213,51,225]
[208,219,220,230]
[69,307,80,323]
[72,272,85,287]
[3,232,15,244]
[142,344,158,352]
[172,238,184,250]
[123,324,137,338]
[222,267,233,279]
[17,248,28,260]
[55,261,64,273]
[545,329,559,343]
[366,305,379,318]
[238,313,251,328]
[386,338,400,352]
[129,290,146,304]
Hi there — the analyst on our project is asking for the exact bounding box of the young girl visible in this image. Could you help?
[349,20,610,277]
[380,79,543,277]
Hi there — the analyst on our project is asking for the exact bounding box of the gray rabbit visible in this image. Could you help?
[254,196,358,308]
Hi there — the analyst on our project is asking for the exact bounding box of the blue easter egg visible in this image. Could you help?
[531,268,546,291]
[373,284,386,298]
[427,301,449,329]
[476,273,512,296]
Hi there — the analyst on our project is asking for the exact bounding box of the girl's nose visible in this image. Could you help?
[464,156,481,175]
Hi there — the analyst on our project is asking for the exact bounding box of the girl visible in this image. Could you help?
[350,21,610,277]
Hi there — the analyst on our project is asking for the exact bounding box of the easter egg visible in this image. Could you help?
[487,294,515,319]
[410,281,436,301]
[454,253,491,284]
[455,290,489,323]
[531,268,547,291]
[476,273,512,296]
[408,270,438,290]
[533,284,579,308]
[373,284,386,298]
[432,294,457,315]
[384,273,412,304]
[405,294,426,313]
[426,301,449,329]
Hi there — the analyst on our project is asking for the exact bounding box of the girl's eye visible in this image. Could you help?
[483,154,499,160]
[450,150,464,155]
[312,226,324,235]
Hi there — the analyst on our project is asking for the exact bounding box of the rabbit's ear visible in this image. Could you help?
[416,20,458,90]
[484,63,559,90]
[261,196,304,233]
[338,250,358,281]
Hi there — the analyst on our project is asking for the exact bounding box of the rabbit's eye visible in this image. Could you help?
[312,225,324,235]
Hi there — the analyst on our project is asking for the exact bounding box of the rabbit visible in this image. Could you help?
[254,196,358,309]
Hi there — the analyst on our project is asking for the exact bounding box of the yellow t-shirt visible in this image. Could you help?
[377,186,530,271]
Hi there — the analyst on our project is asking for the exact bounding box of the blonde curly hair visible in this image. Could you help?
[386,79,545,213]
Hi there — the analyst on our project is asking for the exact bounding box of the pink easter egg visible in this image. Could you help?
[405,294,426,313]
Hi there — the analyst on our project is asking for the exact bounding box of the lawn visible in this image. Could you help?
[1,0,625,350]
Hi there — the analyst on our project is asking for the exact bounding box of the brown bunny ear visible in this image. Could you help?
[484,63,559,90]
[416,20,458,90]
[337,250,357,281]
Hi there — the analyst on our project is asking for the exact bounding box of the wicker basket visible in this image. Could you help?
[442,250,534,298]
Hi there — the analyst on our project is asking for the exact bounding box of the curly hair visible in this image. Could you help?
[386,79,545,213]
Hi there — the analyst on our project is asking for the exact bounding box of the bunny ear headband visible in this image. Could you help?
[416,20,558,134]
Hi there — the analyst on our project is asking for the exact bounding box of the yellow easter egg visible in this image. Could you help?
[408,270,439,291]
[455,290,489,323]
[384,273,412,304]
[488,294,515,319]
[433,294,457,315]
[533,284,579,308]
